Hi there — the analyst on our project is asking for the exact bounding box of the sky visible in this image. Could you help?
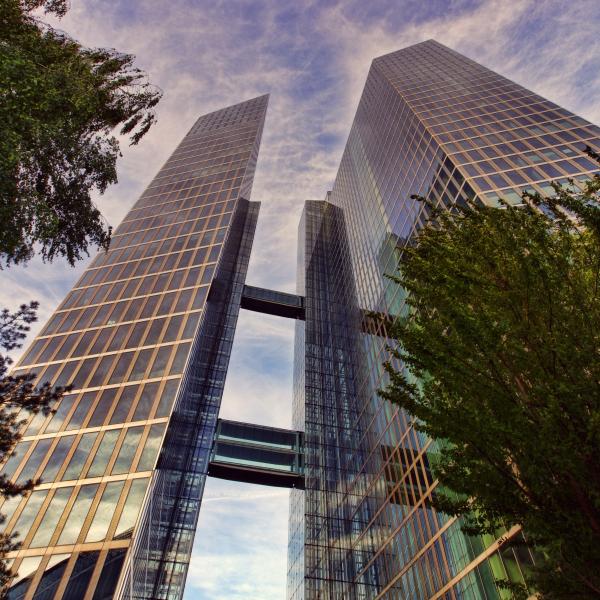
[5,0,600,598]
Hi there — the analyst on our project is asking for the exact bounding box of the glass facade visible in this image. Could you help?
[3,94,268,599]
[288,40,600,598]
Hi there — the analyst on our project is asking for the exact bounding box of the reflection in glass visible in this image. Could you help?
[30,487,72,548]
[44,396,76,433]
[65,392,96,430]
[85,481,124,542]
[90,549,126,600]
[11,490,48,543]
[111,427,142,475]
[16,439,52,485]
[62,433,98,481]
[0,495,24,532]
[115,478,149,539]
[41,436,74,482]
[0,441,32,480]
[57,485,98,545]
[110,386,137,424]
[86,430,119,478]
[133,382,159,421]
[137,424,165,472]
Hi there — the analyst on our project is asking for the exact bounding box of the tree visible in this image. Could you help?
[0,302,68,589]
[381,152,600,599]
[0,0,161,589]
[0,0,162,266]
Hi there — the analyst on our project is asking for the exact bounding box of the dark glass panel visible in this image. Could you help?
[133,381,159,421]
[65,391,96,430]
[31,554,70,600]
[90,549,127,600]
[156,379,180,417]
[109,386,137,424]
[62,552,100,600]
[88,388,117,427]
[6,555,42,600]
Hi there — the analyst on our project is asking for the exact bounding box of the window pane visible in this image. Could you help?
[44,395,76,433]
[115,478,149,539]
[62,433,98,481]
[109,386,137,425]
[86,430,120,478]
[30,487,72,547]
[62,551,99,600]
[137,424,165,472]
[41,436,75,482]
[156,379,180,417]
[133,382,159,421]
[148,346,171,378]
[58,485,98,545]
[90,549,126,600]
[11,490,48,543]
[6,555,42,600]
[65,392,96,430]
[31,553,70,600]
[87,389,117,428]
[16,439,52,485]
[0,441,32,481]
[111,428,143,475]
[85,482,124,543]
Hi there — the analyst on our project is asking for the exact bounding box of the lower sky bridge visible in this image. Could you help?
[208,419,304,489]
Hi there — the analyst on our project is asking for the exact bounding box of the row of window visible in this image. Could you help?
[3,422,165,489]
[3,475,150,548]
[40,280,209,339]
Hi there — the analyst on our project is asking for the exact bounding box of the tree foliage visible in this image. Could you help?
[0,0,162,266]
[381,153,600,598]
[0,302,69,589]
[0,0,160,589]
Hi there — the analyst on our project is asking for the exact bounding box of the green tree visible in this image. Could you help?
[0,0,162,266]
[0,0,161,589]
[0,302,68,589]
[381,152,600,599]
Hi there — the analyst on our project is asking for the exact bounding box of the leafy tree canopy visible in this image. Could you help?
[0,0,162,266]
[381,151,600,599]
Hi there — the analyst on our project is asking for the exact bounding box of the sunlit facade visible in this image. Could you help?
[2,95,268,599]
[288,40,600,598]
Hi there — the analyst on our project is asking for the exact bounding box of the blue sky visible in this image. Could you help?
[7,0,600,597]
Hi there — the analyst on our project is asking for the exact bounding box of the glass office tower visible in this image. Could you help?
[289,40,600,598]
[2,94,268,599]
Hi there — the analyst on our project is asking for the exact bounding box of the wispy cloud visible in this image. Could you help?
[5,0,600,597]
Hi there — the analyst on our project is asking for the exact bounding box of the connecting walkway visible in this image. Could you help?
[208,419,304,489]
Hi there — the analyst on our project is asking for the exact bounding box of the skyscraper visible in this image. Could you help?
[2,38,600,600]
[2,94,268,599]
[288,40,600,599]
